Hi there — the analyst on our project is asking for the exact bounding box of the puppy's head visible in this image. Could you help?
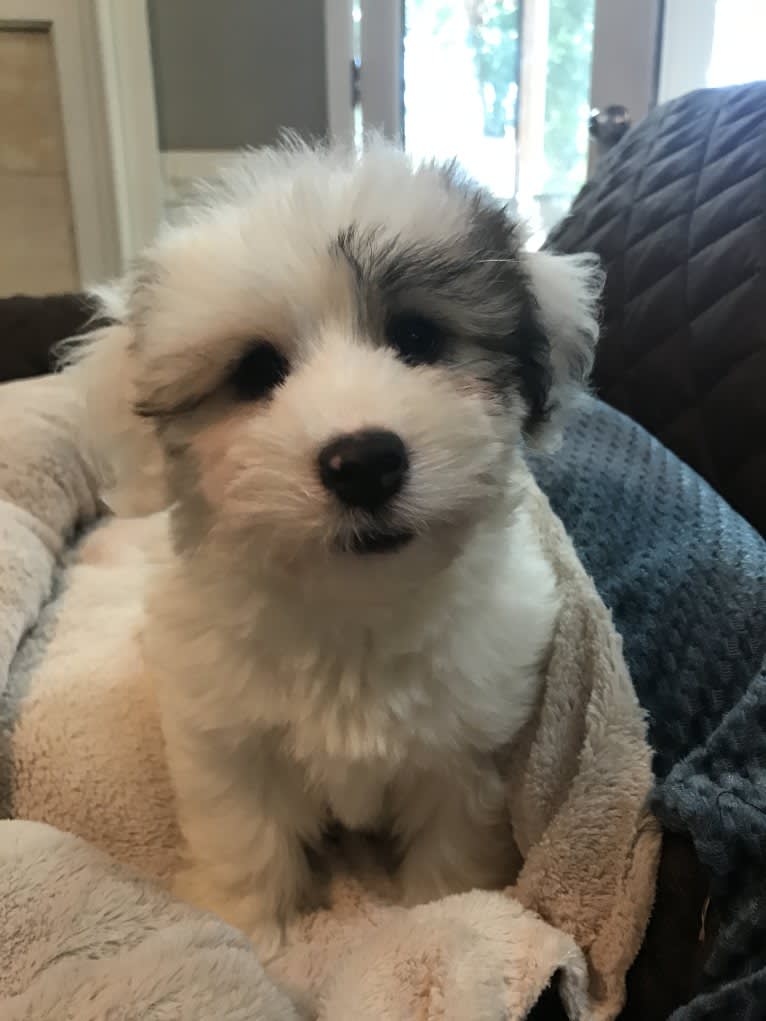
[68,142,601,595]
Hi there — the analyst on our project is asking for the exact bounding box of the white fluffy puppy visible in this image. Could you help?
[68,141,601,954]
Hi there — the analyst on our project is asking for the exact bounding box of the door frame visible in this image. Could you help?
[91,0,164,268]
[360,0,403,140]
[0,0,121,284]
[324,0,356,143]
[590,0,663,125]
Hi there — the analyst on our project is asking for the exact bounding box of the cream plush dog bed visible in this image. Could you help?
[0,375,660,1019]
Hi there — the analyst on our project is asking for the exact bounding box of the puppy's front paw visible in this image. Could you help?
[173,864,281,944]
[247,917,287,962]
[172,858,319,962]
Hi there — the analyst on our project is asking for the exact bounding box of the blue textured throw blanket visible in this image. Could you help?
[531,397,766,1020]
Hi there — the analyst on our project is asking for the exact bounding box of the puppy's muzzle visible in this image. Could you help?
[318,429,408,512]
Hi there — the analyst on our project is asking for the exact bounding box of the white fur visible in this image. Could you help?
[146,500,558,955]
[63,140,600,954]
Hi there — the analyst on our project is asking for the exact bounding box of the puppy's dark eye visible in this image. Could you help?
[230,342,289,401]
[386,313,445,366]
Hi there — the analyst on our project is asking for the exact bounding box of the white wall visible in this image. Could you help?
[657,0,717,103]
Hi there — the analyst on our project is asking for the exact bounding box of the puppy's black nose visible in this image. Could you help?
[318,429,408,511]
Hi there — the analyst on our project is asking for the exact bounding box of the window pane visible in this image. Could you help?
[542,0,595,221]
[402,0,595,242]
[403,1,520,198]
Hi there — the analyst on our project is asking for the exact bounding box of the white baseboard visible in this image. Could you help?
[161,149,239,182]
[160,150,240,211]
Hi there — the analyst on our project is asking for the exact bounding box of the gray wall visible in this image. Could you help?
[147,0,328,151]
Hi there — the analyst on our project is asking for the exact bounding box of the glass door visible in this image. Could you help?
[356,0,661,245]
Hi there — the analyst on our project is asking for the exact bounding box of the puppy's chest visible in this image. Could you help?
[249,630,540,769]
[268,650,498,831]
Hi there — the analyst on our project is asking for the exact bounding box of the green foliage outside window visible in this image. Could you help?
[407,0,595,194]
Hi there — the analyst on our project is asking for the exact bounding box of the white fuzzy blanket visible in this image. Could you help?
[0,375,660,1020]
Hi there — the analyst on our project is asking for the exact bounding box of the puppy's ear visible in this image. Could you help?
[58,287,169,516]
[516,249,603,447]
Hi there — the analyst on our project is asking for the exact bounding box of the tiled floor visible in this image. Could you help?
[0,27,79,296]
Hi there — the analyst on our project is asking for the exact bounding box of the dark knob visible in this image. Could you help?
[589,105,631,149]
